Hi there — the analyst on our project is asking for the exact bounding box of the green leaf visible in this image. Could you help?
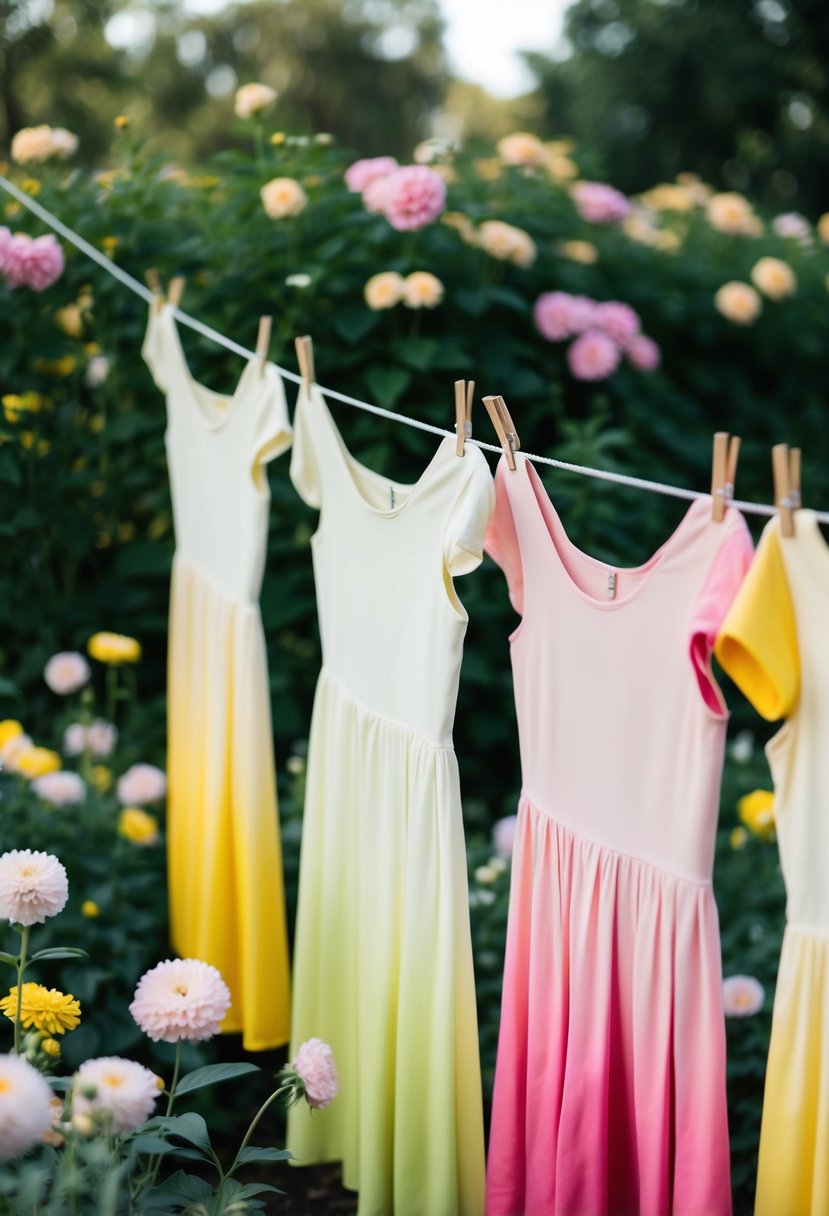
[235,1146,293,1166]
[0,952,18,966]
[29,947,89,962]
[232,1182,286,1199]
[129,1137,178,1157]
[143,1112,211,1150]
[364,366,412,409]
[174,1061,260,1096]
[332,310,380,344]
[395,337,441,372]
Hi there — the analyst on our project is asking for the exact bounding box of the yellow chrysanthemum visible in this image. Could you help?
[21,179,41,197]
[81,900,100,918]
[730,826,749,850]
[41,1037,61,1059]
[87,632,141,665]
[55,305,84,338]
[90,765,113,792]
[114,115,130,130]
[101,236,119,256]
[0,984,81,1035]
[0,720,23,749]
[557,239,599,265]
[118,807,160,846]
[737,789,776,839]
[14,747,62,779]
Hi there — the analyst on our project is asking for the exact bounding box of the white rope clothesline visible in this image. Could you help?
[2,173,826,523]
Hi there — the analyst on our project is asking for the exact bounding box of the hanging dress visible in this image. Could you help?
[286,381,493,1216]
[484,455,753,1216]
[142,303,291,1051]
[716,511,829,1216]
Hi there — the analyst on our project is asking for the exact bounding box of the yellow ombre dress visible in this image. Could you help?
[143,303,291,1050]
[716,512,829,1216]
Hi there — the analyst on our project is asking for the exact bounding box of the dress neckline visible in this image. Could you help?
[164,305,263,431]
[309,384,454,519]
[518,454,705,610]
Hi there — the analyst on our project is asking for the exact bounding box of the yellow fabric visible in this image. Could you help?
[714,524,800,720]
[143,304,291,1050]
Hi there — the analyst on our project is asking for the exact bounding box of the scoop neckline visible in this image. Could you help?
[519,454,704,610]
[163,305,263,431]
[310,384,454,519]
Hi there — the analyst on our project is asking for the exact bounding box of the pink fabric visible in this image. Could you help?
[484,457,752,1216]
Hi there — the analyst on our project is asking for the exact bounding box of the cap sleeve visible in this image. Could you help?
[443,448,495,578]
[483,458,524,614]
[289,385,322,509]
[690,513,754,714]
[714,521,800,720]
[141,302,168,394]
[250,365,292,493]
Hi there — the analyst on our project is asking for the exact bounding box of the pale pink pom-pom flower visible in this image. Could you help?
[293,1038,339,1109]
[593,301,640,346]
[0,849,69,926]
[572,181,630,224]
[344,156,398,194]
[3,233,65,291]
[117,763,166,806]
[625,334,661,372]
[74,1057,160,1133]
[722,975,765,1017]
[0,1054,54,1160]
[381,165,446,231]
[130,958,231,1042]
[0,227,11,277]
[31,771,87,807]
[363,175,394,214]
[567,330,621,381]
[534,292,596,342]
[492,815,518,859]
[44,651,90,696]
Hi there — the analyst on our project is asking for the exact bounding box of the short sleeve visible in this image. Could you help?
[140,303,168,394]
[250,366,292,493]
[289,385,322,509]
[714,521,800,720]
[483,459,524,614]
[690,513,754,713]
[444,449,495,577]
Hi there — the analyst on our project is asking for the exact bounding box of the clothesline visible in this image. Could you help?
[2,172,826,523]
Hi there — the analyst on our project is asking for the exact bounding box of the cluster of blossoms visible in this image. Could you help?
[0,227,64,292]
[534,292,660,381]
[345,157,447,231]
[363,270,444,311]
[495,131,579,182]
[714,256,798,326]
[571,180,631,225]
[443,213,537,268]
[234,82,277,120]
[10,125,78,166]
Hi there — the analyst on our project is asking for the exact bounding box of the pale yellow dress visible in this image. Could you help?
[142,303,291,1050]
[286,382,492,1215]
[716,511,829,1215]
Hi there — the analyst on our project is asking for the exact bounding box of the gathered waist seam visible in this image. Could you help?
[518,791,713,890]
[172,551,258,611]
[786,921,829,942]
[318,666,454,752]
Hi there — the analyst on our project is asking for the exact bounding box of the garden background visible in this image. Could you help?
[1,0,829,1212]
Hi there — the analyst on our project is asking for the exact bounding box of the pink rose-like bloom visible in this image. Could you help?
[363,175,394,214]
[593,301,640,346]
[572,181,631,224]
[533,292,596,342]
[0,227,11,277]
[723,974,765,1018]
[3,233,65,291]
[381,165,446,232]
[492,815,518,859]
[625,334,661,372]
[116,763,166,806]
[567,330,621,381]
[130,958,231,1042]
[772,212,810,240]
[344,156,398,194]
[293,1037,339,1109]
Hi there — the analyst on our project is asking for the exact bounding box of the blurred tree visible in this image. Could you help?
[1,0,447,162]
[526,0,829,214]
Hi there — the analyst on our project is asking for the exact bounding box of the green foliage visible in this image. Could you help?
[1,117,827,1214]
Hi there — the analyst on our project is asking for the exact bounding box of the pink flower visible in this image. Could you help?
[129,958,231,1043]
[567,330,621,381]
[722,975,765,1017]
[593,301,640,345]
[534,292,596,342]
[3,233,65,291]
[492,815,518,859]
[44,652,90,696]
[363,175,394,214]
[73,1057,160,1134]
[625,334,661,372]
[344,156,398,194]
[381,165,446,232]
[31,771,87,807]
[116,763,166,806]
[572,181,630,224]
[0,227,11,276]
[293,1038,339,1109]
[0,849,68,926]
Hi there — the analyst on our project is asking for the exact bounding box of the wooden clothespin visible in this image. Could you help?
[295,335,315,392]
[167,276,185,308]
[482,394,520,471]
[710,431,741,522]
[772,443,802,538]
[256,316,272,378]
[145,268,164,313]
[454,379,475,456]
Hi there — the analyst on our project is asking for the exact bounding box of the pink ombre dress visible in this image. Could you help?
[484,456,753,1216]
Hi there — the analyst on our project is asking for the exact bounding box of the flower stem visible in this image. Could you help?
[105,664,119,726]
[13,926,29,1056]
[226,1086,290,1179]
[165,1040,182,1116]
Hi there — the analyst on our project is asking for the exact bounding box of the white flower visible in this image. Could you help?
[234,82,277,119]
[50,128,79,159]
[73,1057,160,1134]
[116,763,166,806]
[84,356,110,388]
[260,177,307,220]
[492,815,518,859]
[31,771,87,807]
[0,849,68,926]
[772,212,811,240]
[0,733,33,770]
[729,730,754,765]
[285,273,311,288]
[130,958,231,1042]
[474,864,499,885]
[723,975,765,1017]
[44,652,90,696]
[0,1054,54,1160]
[87,719,117,758]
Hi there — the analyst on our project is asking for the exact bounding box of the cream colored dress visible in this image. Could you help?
[286,383,493,1216]
[143,303,291,1051]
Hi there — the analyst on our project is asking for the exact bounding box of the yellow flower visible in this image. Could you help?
[818,213,829,244]
[113,115,130,130]
[402,271,444,310]
[234,82,277,119]
[545,137,576,155]
[0,720,23,749]
[15,747,62,779]
[102,236,119,256]
[497,131,547,167]
[270,131,286,146]
[474,157,502,181]
[260,176,307,219]
[87,632,141,665]
[21,178,41,196]
[4,202,21,219]
[545,154,578,181]
[737,789,776,839]
[147,516,170,540]
[477,220,537,268]
[55,304,84,338]
[557,239,599,265]
[750,256,796,301]
[706,192,762,236]
[90,765,113,793]
[2,391,43,423]
[118,807,160,846]
[730,826,749,850]
[81,900,100,918]
[41,1037,61,1058]
[441,211,477,244]
[638,183,696,212]
[651,229,682,253]
[33,355,76,377]
[364,271,406,311]
[0,984,81,1035]
[714,281,762,326]
[676,172,712,203]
